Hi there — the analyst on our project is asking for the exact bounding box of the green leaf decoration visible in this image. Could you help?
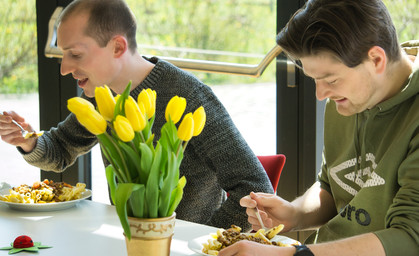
[33,242,52,249]
[0,242,52,254]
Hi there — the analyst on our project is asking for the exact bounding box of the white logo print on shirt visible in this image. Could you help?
[330,153,385,196]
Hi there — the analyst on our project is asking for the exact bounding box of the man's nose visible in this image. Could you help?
[315,80,332,101]
[60,57,74,76]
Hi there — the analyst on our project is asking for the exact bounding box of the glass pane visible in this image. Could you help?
[0,0,40,186]
[127,0,277,153]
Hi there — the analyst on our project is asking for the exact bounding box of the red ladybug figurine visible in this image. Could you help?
[0,235,52,254]
[13,235,34,248]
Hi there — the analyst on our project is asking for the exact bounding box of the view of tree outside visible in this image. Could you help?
[127,0,277,84]
[0,0,417,93]
[0,0,37,94]
[383,0,418,42]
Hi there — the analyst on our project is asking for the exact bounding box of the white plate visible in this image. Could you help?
[188,233,300,255]
[0,188,92,212]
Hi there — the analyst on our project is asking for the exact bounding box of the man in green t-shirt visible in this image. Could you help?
[219,1,418,256]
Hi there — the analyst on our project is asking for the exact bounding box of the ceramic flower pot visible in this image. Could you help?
[124,213,176,256]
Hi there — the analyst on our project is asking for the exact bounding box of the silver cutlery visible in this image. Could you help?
[11,119,29,138]
[252,206,266,230]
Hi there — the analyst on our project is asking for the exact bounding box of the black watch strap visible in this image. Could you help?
[293,244,314,256]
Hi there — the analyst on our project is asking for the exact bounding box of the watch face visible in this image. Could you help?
[294,245,314,256]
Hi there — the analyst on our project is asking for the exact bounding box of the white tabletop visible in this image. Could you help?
[0,200,218,256]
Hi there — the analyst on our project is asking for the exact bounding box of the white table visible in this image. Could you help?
[0,200,218,256]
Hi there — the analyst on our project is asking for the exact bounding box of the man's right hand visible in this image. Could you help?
[0,111,37,153]
[240,192,298,233]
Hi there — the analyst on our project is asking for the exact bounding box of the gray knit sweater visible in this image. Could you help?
[22,57,274,229]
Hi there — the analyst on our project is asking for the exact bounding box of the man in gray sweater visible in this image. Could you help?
[0,0,273,229]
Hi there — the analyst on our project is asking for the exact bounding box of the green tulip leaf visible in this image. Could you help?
[98,134,127,182]
[139,143,153,183]
[118,141,142,181]
[145,143,162,217]
[167,176,186,216]
[115,183,143,240]
[105,165,117,205]
[129,185,146,218]
[159,151,178,216]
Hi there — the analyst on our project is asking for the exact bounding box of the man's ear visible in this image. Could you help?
[112,35,128,58]
[367,46,387,74]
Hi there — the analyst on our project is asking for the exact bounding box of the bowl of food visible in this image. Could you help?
[188,224,300,255]
[0,179,91,211]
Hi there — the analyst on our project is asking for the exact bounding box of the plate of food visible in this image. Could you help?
[0,179,91,212]
[188,224,300,255]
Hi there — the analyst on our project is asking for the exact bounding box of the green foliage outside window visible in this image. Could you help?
[0,0,417,94]
[128,0,277,84]
[383,0,418,43]
[0,0,37,94]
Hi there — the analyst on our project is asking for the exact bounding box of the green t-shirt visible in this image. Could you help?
[306,61,419,256]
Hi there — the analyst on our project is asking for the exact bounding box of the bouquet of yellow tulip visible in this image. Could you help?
[67,82,206,239]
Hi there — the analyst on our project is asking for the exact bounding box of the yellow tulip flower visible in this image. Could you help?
[192,106,206,136]
[165,96,186,124]
[125,96,146,132]
[146,88,156,118]
[177,113,194,141]
[67,97,107,135]
[137,89,153,119]
[95,85,115,121]
[113,115,135,142]
[67,97,95,115]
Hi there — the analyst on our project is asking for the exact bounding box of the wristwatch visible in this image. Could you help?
[293,244,314,256]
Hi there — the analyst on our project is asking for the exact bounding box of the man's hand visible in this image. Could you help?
[218,240,295,256]
[0,111,37,152]
[240,192,298,233]
[241,183,337,233]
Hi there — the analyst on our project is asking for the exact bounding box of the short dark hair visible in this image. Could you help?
[276,0,401,67]
[58,0,137,53]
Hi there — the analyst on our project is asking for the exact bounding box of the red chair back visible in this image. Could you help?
[257,154,286,193]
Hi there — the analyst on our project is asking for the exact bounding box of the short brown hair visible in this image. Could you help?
[276,0,401,67]
[58,0,137,53]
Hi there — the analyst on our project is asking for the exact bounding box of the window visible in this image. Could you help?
[0,0,39,187]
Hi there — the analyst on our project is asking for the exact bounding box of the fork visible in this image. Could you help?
[11,120,29,138]
[0,112,29,138]
[252,206,266,230]
[244,195,267,230]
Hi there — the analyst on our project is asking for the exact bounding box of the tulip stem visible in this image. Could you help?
[182,141,189,153]
[104,132,131,182]
[176,141,188,157]
[139,131,146,143]
[97,136,125,183]
[130,141,138,155]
